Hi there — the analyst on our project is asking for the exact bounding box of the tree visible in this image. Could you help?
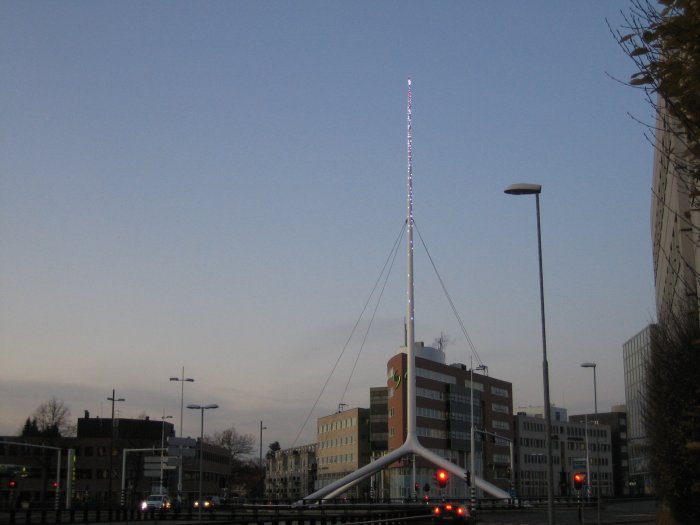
[614,7,700,522]
[647,305,700,524]
[205,426,255,462]
[266,441,281,459]
[20,417,40,437]
[613,1,700,179]
[613,2,700,315]
[23,398,74,437]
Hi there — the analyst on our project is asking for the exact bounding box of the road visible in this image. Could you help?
[471,499,656,525]
[0,499,657,525]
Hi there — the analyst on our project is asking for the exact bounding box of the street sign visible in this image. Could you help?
[166,457,180,466]
[144,457,165,464]
[168,437,197,447]
[572,457,587,470]
[168,446,196,457]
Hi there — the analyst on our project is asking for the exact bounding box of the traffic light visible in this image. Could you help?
[573,472,585,491]
[465,470,471,487]
[505,466,511,478]
[52,481,59,489]
[436,469,448,488]
[8,479,17,489]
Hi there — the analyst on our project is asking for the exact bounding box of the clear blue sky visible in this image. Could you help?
[1,1,655,449]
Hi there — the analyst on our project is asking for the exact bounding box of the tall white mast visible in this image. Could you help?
[405,78,417,441]
[297,80,510,503]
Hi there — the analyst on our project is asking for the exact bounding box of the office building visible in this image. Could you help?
[514,410,613,498]
[315,408,371,499]
[386,342,513,500]
[0,415,231,510]
[651,98,700,322]
[264,444,316,501]
[570,406,628,496]
[622,325,655,495]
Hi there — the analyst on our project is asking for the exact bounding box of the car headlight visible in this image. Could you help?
[140,502,147,510]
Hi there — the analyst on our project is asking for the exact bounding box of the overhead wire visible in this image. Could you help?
[294,217,489,446]
[414,221,486,369]
[291,221,406,447]
[337,222,403,409]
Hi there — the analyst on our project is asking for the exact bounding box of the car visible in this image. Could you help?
[140,494,171,511]
[193,495,220,510]
[432,502,471,523]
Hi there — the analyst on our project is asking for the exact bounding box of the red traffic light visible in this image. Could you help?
[437,469,448,488]
[8,479,17,489]
[573,472,585,490]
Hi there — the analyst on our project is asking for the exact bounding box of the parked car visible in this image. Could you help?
[431,502,471,523]
[193,495,221,510]
[140,494,171,511]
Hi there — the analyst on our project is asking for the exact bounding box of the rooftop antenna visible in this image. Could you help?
[298,79,509,503]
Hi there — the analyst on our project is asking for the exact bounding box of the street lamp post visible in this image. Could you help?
[170,369,194,503]
[505,183,554,525]
[160,413,173,493]
[581,362,601,525]
[187,404,218,521]
[259,421,267,467]
[107,389,125,512]
[469,362,487,508]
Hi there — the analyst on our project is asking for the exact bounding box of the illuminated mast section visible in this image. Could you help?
[405,78,416,441]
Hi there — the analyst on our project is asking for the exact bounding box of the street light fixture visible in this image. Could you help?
[581,362,601,525]
[187,403,218,521]
[170,368,194,502]
[505,183,554,525]
[107,389,125,512]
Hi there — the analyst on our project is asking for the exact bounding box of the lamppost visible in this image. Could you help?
[187,404,218,521]
[259,421,267,467]
[581,362,600,525]
[160,413,173,493]
[107,389,125,512]
[469,362,487,508]
[505,183,554,525]
[170,369,194,502]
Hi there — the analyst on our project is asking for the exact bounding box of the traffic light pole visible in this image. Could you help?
[0,440,61,510]
[472,428,514,498]
[121,447,166,506]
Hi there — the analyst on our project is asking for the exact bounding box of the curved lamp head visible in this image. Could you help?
[187,403,218,410]
[504,183,542,195]
[580,362,596,369]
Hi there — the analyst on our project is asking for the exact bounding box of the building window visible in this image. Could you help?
[491,386,509,398]
[416,367,457,384]
[493,420,510,431]
[492,403,509,415]
[493,454,510,464]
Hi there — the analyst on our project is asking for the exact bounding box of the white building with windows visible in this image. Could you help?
[514,411,613,498]
[315,408,371,499]
[265,444,317,501]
